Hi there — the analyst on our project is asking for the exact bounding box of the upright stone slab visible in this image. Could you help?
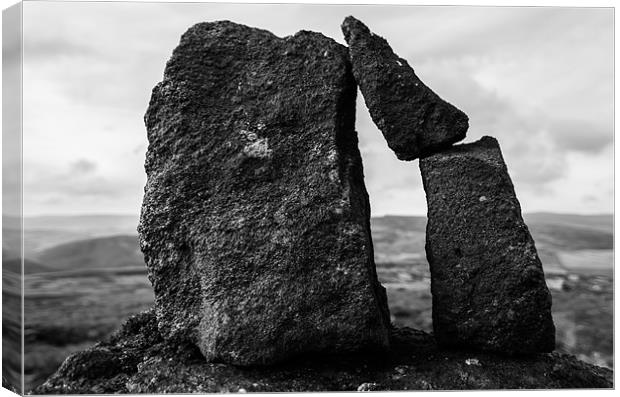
[419,136,555,355]
[139,21,390,366]
[341,16,468,161]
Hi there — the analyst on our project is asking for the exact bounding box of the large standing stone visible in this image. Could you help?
[139,21,390,366]
[419,136,555,355]
[341,16,468,161]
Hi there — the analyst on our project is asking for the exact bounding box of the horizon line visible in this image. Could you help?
[3,211,615,219]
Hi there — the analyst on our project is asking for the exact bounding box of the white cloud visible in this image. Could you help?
[18,2,613,216]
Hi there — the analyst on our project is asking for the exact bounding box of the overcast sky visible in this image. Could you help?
[12,1,614,216]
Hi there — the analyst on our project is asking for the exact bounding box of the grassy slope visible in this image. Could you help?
[32,235,143,272]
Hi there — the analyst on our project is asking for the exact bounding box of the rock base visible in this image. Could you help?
[34,309,612,394]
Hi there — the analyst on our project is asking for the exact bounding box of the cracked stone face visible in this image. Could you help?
[139,21,390,366]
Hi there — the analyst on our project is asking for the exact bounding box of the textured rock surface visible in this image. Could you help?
[139,21,390,366]
[420,136,555,355]
[35,310,612,394]
[341,16,469,161]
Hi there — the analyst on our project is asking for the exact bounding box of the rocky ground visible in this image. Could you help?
[34,309,612,394]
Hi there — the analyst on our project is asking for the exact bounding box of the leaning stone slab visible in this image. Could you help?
[341,16,469,161]
[139,21,390,366]
[419,136,555,355]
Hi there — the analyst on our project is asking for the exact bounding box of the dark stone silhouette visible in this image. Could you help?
[341,16,469,161]
[34,310,611,394]
[420,136,555,355]
[138,21,390,366]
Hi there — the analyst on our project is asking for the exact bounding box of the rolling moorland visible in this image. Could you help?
[1,213,613,392]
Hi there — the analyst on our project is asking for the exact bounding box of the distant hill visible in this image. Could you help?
[372,215,428,232]
[3,227,99,257]
[1,212,612,274]
[371,213,613,251]
[33,235,143,273]
[370,213,613,274]
[523,213,613,251]
[2,214,140,255]
[22,214,139,236]
[2,226,23,258]
[2,247,19,262]
[3,257,51,275]
[523,212,612,233]
[2,215,21,230]
[370,216,426,264]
